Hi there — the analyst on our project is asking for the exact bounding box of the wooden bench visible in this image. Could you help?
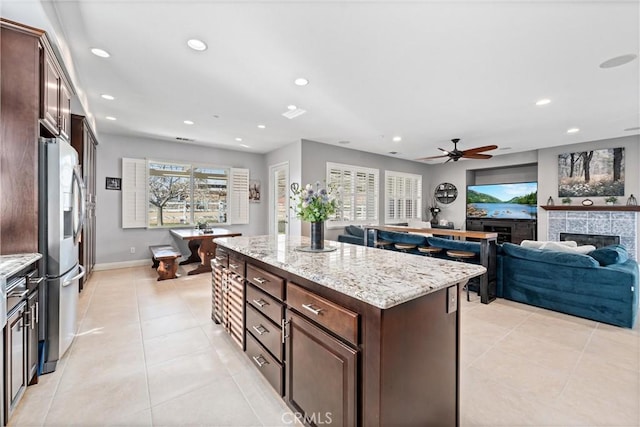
[149,245,181,281]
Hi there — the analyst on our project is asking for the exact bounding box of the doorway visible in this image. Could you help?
[269,162,289,236]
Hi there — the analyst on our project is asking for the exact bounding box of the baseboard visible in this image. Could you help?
[94,259,150,271]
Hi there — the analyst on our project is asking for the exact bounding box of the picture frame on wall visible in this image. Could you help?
[106,177,122,190]
[249,180,261,202]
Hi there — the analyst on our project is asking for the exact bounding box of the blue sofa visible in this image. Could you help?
[337,225,429,254]
[499,243,638,328]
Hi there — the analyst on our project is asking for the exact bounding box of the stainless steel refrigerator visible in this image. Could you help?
[39,138,86,374]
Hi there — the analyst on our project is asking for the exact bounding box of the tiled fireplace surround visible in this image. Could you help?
[547,210,637,260]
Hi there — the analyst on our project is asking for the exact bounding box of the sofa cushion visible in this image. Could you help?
[540,241,596,254]
[378,230,427,246]
[426,236,481,255]
[345,225,364,238]
[501,242,599,268]
[589,244,629,266]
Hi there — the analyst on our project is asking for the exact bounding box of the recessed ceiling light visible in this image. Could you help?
[235,137,243,142]
[187,39,207,51]
[240,144,250,148]
[287,105,297,110]
[599,54,638,69]
[90,48,110,58]
[392,136,402,142]
[294,78,309,86]
[257,124,266,129]
[624,126,640,132]
[535,98,551,106]
[101,94,115,100]
[183,120,194,125]
[105,116,117,121]
[567,127,580,134]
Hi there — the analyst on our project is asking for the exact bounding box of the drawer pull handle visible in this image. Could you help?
[302,303,322,315]
[252,355,269,368]
[252,298,268,308]
[252,324,268,336]
[229,263,239,269]
[253,277,268,284]
[215,256,226,261]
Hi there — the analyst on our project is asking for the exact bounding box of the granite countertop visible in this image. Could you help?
[0,253,42,279]
[214,235,486,309]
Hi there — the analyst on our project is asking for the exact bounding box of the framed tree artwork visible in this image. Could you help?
[558,147,624,197]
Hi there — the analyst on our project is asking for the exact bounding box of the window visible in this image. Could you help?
[122,158,249,228]
[327,162,379,227]
[385,171,422,224]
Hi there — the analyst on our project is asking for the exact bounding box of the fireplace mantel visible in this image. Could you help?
[541,206,640,212]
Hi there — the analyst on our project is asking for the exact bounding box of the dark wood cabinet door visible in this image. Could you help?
[59,81,72,139]
[27,290,39,383]
[42,51,60,134]
[285,311,357,427]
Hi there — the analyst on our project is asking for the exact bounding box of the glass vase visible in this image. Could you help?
[310,221,324,250]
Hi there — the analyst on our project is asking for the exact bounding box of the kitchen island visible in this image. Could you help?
[212,235,485,426]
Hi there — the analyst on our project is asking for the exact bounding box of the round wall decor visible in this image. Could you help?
[435,183,457,204]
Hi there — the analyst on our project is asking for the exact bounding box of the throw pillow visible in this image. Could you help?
[520,240,577,249]
[540,241,596,254]
[407,219,432,229]
[588,245,629,266]
[346,225,364,238]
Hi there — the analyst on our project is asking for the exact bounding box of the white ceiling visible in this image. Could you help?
[11,1,640,161]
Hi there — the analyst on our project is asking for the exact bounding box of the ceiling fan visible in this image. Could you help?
[417,138,498,162]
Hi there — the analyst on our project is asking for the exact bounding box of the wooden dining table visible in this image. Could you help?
[364,225,499,304]
[170,228,241,275]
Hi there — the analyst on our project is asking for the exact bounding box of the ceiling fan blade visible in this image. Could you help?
[416,154,449,161]
[463,153,493,159]
[437,147,450,154]
[462,145,498,154]
[444,157,453,163]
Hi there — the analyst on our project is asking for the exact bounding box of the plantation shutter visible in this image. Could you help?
[229,168,249,224]
[122,158,147,228]
[327,162,378,226]
[385,171,422,223]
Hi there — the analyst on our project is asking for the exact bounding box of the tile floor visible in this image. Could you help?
[8,265,640,426]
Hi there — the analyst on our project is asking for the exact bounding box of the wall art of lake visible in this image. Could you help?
[467,203,537,219]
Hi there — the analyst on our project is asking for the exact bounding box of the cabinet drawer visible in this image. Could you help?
[228,257,245,277]
[287,282,358,345]
[246,284,283,325]
[246,332,283,396]
[246,264,284,300]
[246,304,283,361]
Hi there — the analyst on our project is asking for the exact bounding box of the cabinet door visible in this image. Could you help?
[5,304,27,417]
[285,311,357,427]
[59,81,72,139]
[42,52,60,134]
[27,290,39,383]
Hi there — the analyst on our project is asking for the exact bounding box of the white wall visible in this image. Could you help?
[265,141,302,237]
[95,134,268,265]
[537,135,640,243]
[300,140,431,240]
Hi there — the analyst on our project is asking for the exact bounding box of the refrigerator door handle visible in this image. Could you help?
[62,265,85,287]
[72,165,87,246]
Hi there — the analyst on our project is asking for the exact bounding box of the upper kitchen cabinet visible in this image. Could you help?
[0,19,76,255]
[40,38,73,140]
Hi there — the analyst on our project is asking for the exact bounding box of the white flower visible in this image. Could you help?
[305,184,313,191]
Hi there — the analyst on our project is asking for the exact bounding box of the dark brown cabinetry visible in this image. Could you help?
[286,308,357,427]
[71,115,98,289]
[40,42,73,139]
[26,288,40,384]
[215,247,461,426]
[466,218,536,244]
[5,302,27,420]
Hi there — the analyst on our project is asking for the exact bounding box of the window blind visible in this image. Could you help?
[385,170,422,223]
[122,157,148,228]
[327,162,378,227]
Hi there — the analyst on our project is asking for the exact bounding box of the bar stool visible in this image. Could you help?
[446,250,478,301]
[375,240,393,249]
[418,246,442,257]
[395,243,417,252]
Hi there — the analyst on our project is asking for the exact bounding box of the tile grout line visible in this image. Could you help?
[555,322,598,400]
[136,272,156,426]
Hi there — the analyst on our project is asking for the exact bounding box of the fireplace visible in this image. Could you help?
[547,209,637,260]
[559,233,620,248]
